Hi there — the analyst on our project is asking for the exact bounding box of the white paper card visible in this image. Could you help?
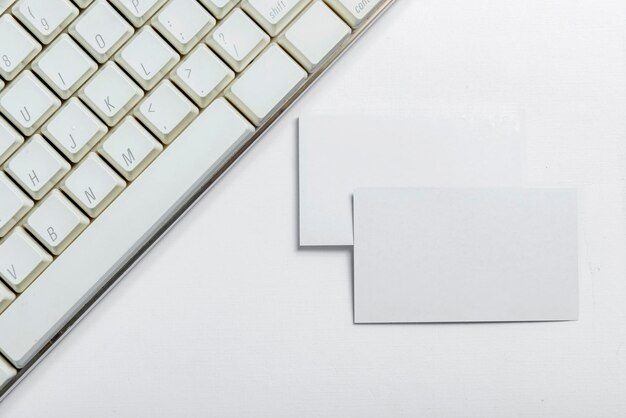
[353,188,578,323]
[299,113,524,246]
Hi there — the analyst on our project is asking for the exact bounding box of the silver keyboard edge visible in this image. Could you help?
[0,0,397,402]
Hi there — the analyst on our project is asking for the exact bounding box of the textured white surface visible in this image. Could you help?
[353,188,578,323]
[1,0,626,416]
[299,113,524,246]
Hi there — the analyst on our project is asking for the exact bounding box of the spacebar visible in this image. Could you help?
[0,99,254,368]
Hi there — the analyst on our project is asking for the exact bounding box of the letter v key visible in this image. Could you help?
[7,264,17,281]
[0,228,52,293]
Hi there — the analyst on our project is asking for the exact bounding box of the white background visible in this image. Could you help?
[2,0,626,416]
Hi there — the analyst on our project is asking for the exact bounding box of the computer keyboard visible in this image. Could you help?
[0,0,393,399]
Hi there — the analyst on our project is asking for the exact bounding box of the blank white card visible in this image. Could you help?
[299,113,524,246]
[353,188,578,323]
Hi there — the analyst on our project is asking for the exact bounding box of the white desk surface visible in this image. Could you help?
[2,1,626,416]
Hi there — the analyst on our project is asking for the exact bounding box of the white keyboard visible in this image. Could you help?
[0,0,393,398]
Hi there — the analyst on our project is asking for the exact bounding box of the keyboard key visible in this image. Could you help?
[0,282,16,316]
[0,99,253,368]
[109,0,167,27]
[13,0,79,44]
[42,98,107,163]
[241,0,309,36]
[69,0,134,63]
[152,0,216,54]
[207,8,269,72]
[0,116,23,164]
[25,190,89,255]
[278,1,350,72]
[116,26,179,90]
[0,172,33,237]
[199,0,237,19]
[98,117,162,180]
[171,44,234,108]
[0,15,41,81]
[0,71,61,136]
[0,357,15,393]
[324,0,381,27]
[226,44,306,125]
[63,153,126,217]
[32,34,98,99]
[80,62,144,126]
[0,227,52,293]
[136,80,198,144]
[5,135,70,200]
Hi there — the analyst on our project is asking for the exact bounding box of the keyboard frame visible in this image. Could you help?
[0,0,397,402]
